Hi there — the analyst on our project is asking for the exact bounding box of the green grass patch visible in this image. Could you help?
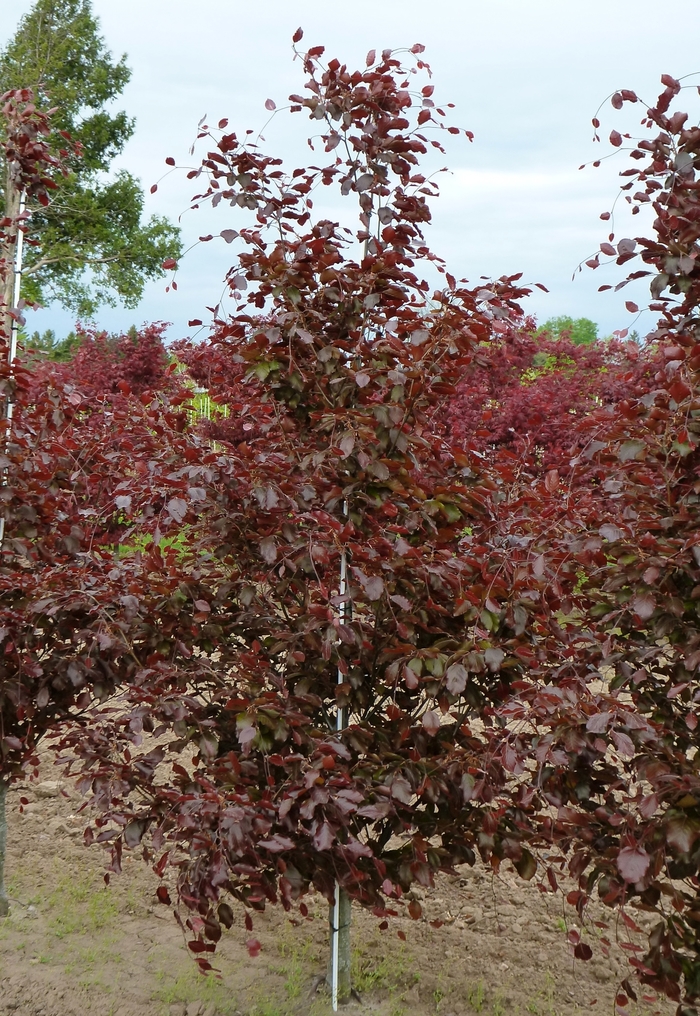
[275,927,318,1001]
[46,873,119,939]
[467,979,486,1012]
[351,941,415,997]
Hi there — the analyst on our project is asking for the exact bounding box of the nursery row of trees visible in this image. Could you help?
[1,29,700,1016]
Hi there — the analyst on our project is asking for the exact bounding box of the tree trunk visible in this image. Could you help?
[327,885,351,1006]
[0,778,9,917]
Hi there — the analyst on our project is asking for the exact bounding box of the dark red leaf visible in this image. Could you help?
[218,903,234,929]
[617,847,650,883]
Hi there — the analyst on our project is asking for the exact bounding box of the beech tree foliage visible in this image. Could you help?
[7,46,700,1016]
[447,74,700,1015]
[61,35,551,987]
[139,69,700,1014]
[444,322,656,473]
[0,90,206,917]
[0,86,69,916]
[28,321,172,398]
[529,73,700,1014]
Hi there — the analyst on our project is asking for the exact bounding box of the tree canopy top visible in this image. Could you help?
[0,1,181,317]
[0,0,133,172]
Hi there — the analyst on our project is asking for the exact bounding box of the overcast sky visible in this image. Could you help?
[1,0,699,344]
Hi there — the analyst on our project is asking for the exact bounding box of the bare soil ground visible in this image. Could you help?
[0,776,673,1016]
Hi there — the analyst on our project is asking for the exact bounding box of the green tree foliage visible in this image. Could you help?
[24,327,81,361]
[538,315,599,345]
[0,0,181,316]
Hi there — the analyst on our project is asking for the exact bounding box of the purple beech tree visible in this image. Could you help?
[449,74,700,1016]
[62,34,550,1001]
[30,40,700,1016]
[0,90,215,916]
[0,87,71,914]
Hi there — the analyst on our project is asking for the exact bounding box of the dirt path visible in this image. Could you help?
[0,777,671,1016]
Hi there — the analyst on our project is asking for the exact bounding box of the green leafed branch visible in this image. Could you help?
[0,0,181,315]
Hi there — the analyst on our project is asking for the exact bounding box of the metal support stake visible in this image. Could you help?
[0,190,26,549]
[330,502,351,1010]
[8,192,26,380]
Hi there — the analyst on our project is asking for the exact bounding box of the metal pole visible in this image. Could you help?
[331,209,369,1006]
[0,190,26,549]
[8,192,26,379]
[331,501,350,1010]
[331,879,341,1011]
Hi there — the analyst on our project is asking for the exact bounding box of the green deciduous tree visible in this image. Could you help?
[0,0,181,316]
[538,315,599,345]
